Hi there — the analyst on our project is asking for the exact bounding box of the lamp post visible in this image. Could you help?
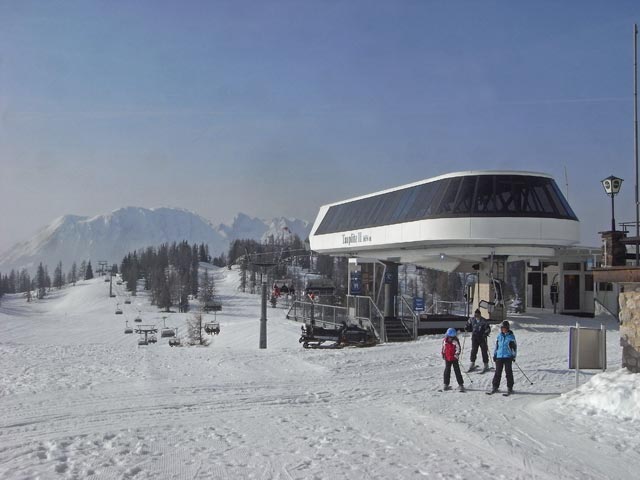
[601,175,623,231]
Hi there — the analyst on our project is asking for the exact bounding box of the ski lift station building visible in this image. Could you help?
[309,170,606,320]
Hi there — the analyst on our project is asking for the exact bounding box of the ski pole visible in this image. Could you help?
[513,359,534,385]
[461,330,467,356]
[461,362,474,384]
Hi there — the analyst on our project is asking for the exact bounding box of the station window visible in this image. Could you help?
[585,275,594,292]
[598,282,613,292]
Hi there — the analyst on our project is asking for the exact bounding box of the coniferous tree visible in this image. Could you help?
[18,269,30,293]
[199,269,215,304]
[85,261,94,280]
[79,260,87,280]
[190,245,199,297]
[178,272,190,312]
[8,270,17,293]
[158,277,172,312]
[36,263,46,299]
[69,262,78,286]
[44,265,51,290]
[54,262,64,289]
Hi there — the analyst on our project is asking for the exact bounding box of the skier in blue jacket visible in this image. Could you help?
[490,320,517,394]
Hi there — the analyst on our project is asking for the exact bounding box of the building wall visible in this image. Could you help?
[618,290,640,373]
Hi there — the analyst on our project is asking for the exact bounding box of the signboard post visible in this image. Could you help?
[569,322,607,388]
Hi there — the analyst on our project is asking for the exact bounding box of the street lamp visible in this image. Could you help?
[601,175,623,231]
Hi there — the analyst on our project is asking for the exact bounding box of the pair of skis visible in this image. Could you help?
[467,365,493,374]
[486,390,513,396]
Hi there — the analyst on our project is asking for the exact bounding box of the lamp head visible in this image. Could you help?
[601,175,623,196]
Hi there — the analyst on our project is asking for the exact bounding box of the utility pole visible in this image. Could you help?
[634,23,639,265]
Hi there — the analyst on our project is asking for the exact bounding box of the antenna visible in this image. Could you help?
[564,166,569,200]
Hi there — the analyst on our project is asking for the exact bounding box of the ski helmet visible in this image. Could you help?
[500,320,510,330]
[446,328,457,337]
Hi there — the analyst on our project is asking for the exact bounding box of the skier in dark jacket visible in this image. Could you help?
[490,320,517,394]
[441,328,465,392]
[466,308,491,372]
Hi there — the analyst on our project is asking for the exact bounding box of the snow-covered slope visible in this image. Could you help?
[0,208,311,273]
[0,269,638,479]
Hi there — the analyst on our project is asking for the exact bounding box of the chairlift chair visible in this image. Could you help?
[160,327,175,338]
[124,321,133,334]
[138,338,148,346]
[204,321,220,335]
[115,303,123,315]
[169,337,181,347]
[124,298,131,304]
[148,335,157,344]
[134,311,142,322]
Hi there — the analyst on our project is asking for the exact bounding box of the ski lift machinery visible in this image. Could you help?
[477,251,506,315]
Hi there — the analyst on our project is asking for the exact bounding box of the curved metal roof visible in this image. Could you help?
[322,170,554,208]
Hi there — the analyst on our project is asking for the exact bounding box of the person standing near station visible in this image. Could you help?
[441,328,465,392]
[489,320,517,395]
[466,308,491,373]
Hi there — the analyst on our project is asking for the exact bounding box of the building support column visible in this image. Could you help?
[383,262,399,319]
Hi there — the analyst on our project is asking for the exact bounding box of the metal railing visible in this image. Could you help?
[433,300,468,316]
[346,295,386,343]
[594,297,619,323]
[395,295,418,339]
[286,295,386,342]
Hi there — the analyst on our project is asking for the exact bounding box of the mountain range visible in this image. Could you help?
[0,207,311,273]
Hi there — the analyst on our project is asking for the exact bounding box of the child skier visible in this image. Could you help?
[441,328,465,392]
[489,320,517,395]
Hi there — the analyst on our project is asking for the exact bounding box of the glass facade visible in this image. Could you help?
[315,174,578,235]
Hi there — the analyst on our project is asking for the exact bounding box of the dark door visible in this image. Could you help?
[564,274,580,310]
[529,273,542,308]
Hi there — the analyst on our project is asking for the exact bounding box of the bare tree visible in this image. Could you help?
[186,313,209,346]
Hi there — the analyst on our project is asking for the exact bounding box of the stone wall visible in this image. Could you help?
[618,290,640,373]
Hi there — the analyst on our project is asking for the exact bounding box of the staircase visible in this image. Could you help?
[384,317,413,342]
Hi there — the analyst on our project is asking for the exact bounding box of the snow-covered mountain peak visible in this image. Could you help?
[0,208,310,273]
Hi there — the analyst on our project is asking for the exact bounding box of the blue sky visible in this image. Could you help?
[1,0,639,251]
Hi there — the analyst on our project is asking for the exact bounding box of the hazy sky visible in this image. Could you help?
[2,0,640,252]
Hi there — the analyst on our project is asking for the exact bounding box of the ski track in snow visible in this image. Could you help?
[0,267,637,479]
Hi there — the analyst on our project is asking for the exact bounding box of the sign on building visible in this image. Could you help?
[350,271,362,295]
